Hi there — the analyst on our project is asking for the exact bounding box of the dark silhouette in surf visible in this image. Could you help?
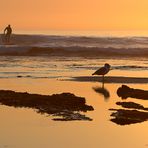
[3,24,12,44]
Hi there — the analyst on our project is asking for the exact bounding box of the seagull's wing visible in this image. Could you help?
[92,67,106,75]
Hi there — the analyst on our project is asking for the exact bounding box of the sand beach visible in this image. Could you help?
[0,52,147,148]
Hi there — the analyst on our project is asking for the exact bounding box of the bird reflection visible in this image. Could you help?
[92,83,110,101]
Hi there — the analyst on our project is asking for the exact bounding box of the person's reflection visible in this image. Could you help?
[92,82,110,101]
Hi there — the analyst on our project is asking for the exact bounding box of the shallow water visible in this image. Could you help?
[0,56,147,148]
[0,56,148,78]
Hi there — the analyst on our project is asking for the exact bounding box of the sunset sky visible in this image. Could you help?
[1,0,148,32]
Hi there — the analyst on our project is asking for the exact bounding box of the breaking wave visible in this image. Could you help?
[0,34,148,57]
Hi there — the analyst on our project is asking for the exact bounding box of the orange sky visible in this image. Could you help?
[1,0,148,31]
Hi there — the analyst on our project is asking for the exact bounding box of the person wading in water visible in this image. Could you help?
[4,24,12,44]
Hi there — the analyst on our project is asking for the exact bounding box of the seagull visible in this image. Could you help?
[92,63,111,81]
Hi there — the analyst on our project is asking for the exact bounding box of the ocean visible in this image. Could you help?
[1,34,148,57]
[0,34,148,78]
[0,33,147,148]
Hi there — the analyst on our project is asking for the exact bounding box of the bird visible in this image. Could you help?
[92,63,111,82]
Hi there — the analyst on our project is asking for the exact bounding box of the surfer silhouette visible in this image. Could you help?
[4,25,12,44]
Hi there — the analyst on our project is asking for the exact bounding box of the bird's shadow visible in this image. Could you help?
[92,82,110,101]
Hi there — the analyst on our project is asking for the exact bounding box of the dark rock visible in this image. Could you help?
[0,90,94,121]
[117,85,148,100]
[110,109,148,125]
[110,85,148,125]
[116,102,148,111]
[17,75,23,78]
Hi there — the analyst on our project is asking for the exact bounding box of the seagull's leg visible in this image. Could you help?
[102,75,104,82]
[102,79,104,88]
[102,75,105,86]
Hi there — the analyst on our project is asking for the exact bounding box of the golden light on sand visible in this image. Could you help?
[1,0,148,31]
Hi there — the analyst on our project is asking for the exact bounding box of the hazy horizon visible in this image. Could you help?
[2,29,148,37]
[1,0,148,31]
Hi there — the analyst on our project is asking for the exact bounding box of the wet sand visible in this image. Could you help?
[71,76,148,83]
[0,39,148,148]
[0,78,147,148]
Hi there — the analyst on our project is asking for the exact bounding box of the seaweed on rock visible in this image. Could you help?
[116,102,148,111]
[117,85,148,100]
[0,90,94,121]
[110,109,148,125]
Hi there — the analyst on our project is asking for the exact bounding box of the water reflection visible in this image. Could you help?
[92,82,110,101]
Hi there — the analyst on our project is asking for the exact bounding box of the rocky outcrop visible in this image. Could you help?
[110,109,148,125]
[0,90,94,121]
[117,85,148,100]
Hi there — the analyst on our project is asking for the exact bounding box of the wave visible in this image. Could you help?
[1,34,148,48]
[0,34,148,57]
[0,46,148,57]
